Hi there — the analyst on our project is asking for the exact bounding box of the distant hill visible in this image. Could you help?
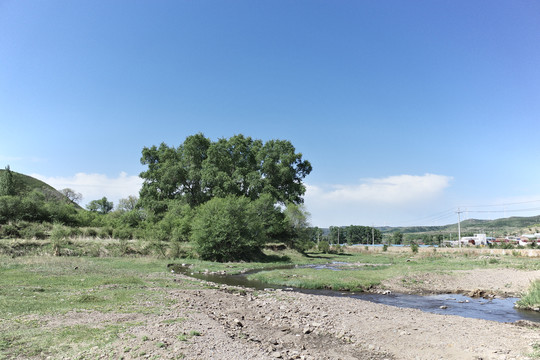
[377,215,540,236]
[0,168,82,208]
[319,215,540,238]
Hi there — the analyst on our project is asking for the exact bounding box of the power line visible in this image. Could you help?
[461,199,540,208]
[466,206,540,214]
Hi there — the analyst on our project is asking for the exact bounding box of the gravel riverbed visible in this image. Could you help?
[62,268,540,360]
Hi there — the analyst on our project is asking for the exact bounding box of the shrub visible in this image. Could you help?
[68,227,82,238]
[20,222,47,240]
[84,228,98,238]
[50,224,69,256]
[382,244,388,252]
[0,223,19,238]
[317,240,330,254]
[191,196,266,262]
[113,227,133,240]
[98,226,113,239]
[410,242,419,254]
[516,280,540,310]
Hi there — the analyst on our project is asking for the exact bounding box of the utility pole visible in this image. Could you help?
[457,208,462,249]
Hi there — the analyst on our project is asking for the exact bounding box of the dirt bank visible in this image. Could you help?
[377,268,540,298]
[61,268,539,360]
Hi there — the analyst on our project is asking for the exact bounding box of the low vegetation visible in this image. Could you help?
[1,244,539,358]
[516,280,540,311]
[0,255,201,359]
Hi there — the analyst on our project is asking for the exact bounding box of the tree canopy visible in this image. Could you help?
[0,165,15,196]
[86,197,114,214]
[139,134,312,214]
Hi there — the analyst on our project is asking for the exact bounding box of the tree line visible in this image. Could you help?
[0,134,316,261]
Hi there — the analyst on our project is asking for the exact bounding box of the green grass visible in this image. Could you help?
[244,250,540,291]
[1,248,538,358]
[516,280,540,310]
[0,255,195,359]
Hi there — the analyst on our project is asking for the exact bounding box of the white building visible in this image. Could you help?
[460,233,488,246]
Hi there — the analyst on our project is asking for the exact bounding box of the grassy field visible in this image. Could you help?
[245,249,540,291]
[0,255,203,359]
[1,248,539,358]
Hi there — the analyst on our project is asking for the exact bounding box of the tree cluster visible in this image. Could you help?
[139,133,312,213]
[0,135,315,261]
[137,134,313,261]
[327,225,382,245]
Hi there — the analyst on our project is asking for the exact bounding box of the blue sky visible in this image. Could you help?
[1,1,540,227]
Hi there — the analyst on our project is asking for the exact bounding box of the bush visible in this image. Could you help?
[191,196,266,262]
[317,240,330,254]
[84,228,98,238]
[516,280,540,310]
[98,227,113,239]
[50,224,69,256]
[113,227,133,240]
[382,244,388,252]
[0,223,20,238]
[20,222,47,240]
[410,242,419,254]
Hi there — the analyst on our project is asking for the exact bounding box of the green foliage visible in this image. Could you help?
[345,225,382,245]
[0,223,20,238]
[382,244,388,252]
[86,197,114,214]
[112,227,133,240]
[19,222,48,240]
[392,231,403,245]
[50,224,69,256]
[0,191,79,226]
[191,196,267,262]
[139,134,312,215]
[317,240,330,254]
[116,195,139,212]
[410,242,419,253]
[0,165,16,196]
[283,202,313,252]
[516,280,540,310]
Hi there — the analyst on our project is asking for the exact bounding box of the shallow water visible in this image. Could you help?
[170,264,540,323]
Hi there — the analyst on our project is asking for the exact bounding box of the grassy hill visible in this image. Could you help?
[378,216,540,237]
[0,168,81,208]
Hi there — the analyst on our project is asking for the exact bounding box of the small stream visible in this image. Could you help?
[170,263,540,324]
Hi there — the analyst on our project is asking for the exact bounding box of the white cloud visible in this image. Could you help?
[31,172,143,207]
[306,174,452,205]
[304,174,453,227]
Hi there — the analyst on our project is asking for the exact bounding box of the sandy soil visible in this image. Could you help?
[45,268,540,360]
[377,268,540,298]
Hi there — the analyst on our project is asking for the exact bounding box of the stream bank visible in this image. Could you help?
[170,263,540,324]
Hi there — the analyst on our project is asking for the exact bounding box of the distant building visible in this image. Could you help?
[460,234,488,246]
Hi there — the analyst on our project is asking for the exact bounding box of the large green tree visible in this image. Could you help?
[139,134,312,215]
[139,133,211,212]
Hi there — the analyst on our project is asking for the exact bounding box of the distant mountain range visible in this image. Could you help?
[320,216,540,236]
[377,216,540,235]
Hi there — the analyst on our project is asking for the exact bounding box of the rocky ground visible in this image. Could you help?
[52,268,540,360]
